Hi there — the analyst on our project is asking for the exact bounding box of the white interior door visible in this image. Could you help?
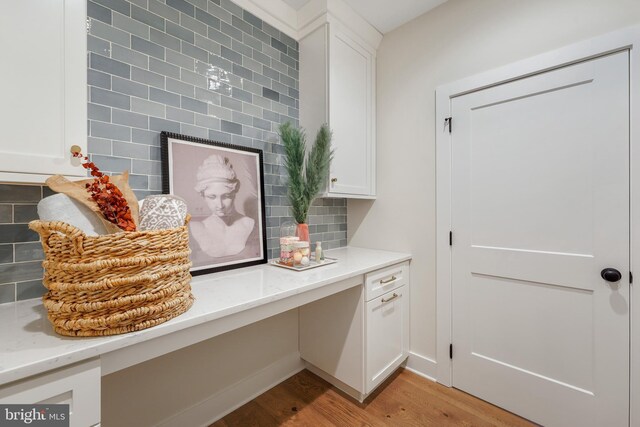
[451,51,630,427]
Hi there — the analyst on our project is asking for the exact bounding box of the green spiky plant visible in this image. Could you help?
[279,122,333,224]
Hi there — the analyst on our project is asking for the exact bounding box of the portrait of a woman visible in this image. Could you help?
[162,133,267,274]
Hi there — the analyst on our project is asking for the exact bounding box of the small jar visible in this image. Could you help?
[279,236,299,266]
[292,241,310,266]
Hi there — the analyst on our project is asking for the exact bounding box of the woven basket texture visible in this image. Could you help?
[28,217,194,337]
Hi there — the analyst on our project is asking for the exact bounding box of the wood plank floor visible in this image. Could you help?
[212,368,536,426]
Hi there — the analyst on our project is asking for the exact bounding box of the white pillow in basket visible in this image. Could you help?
[139,195,188,231]
[38,193,108,236]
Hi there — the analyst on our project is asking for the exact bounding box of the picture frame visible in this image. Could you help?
[161,132,268,275]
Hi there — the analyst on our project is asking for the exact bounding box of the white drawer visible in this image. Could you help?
[365,261,409,301]
[0,359,101,427]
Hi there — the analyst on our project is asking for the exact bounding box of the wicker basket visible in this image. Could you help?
[28,217,194,337]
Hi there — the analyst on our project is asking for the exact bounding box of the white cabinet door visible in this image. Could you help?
[328,28,374,197]
[365,286,409,394]
[451,51,629,427]
[0,359,101,427]
[0,1,87,184]
[299,22,376,199]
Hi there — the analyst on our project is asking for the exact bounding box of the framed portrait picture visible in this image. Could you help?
[161,132,268,275]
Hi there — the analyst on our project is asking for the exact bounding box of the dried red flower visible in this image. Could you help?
[73,152,136,232]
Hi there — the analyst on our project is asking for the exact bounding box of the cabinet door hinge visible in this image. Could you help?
[449,344,453,359]
[449,231,452,246]
[444,117,452,134]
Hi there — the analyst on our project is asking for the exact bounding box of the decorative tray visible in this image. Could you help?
[270,257,337,271]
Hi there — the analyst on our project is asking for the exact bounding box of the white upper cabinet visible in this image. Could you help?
[299,11,379,198]
[0,1,87,184]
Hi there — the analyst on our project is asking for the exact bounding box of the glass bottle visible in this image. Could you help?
[315,241,324,263]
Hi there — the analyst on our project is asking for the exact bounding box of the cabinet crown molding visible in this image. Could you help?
[235,0,382,50]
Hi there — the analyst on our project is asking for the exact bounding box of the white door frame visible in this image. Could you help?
[436,24,640,425]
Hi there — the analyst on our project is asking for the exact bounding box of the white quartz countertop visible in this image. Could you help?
[0,246,411,386]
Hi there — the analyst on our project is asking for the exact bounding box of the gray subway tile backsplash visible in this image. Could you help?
[0,184,42,203]
[182,41,209,62]
[0,245,13,264]
[13,205,38,224]
[150,87,181,107]
[167,21,195,44]
[131,97,166,118]
[221,45,242,64]
[167,0,195,17]
[221,20,243,42]
[112,109,150,129]
[88,1,113,24]
[242,9,262,29]
[88,34,112,55]
[112,75,149,98]
[91,120,132,141]
[94,0,131,16]
[180,14,209,37]
[131,4,165,31]
[149,58,181,79]
[89,18,131,47]
[113,12,150,39]
[0,205,12,223]
[89,103,112,123]
[92,86,131,109]
[221,119,242,135]
[150,27,181,52]
[91,154,133,173]
[88,69,112,90]
[149,0,180,22]
[0,0,345,305]
[131,35,165,60]
[181,96,208,114]
[0,284,14,304]
[14,243,45,263]
[0,261,43,283]
[195,8,220,28]
[149,116,181,133]
[16,280,47,301]
[208,3,231,24]
[91,53,131,79]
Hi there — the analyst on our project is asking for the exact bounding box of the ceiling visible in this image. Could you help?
[282,0,447,34]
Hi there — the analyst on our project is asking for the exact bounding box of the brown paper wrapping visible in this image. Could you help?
[45,172,140,234]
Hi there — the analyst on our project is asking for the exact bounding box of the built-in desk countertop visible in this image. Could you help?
[0,247,411,386]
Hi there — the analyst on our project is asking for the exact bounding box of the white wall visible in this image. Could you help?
[102,310,300,426]
[348,0,640,364]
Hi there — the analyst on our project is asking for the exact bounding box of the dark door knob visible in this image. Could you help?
[601,268,622,282]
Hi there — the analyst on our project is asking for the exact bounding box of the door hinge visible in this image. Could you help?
[630,271,633,284]
[449,231,452,246]
[444,117,452,134]
[449,344,453,359]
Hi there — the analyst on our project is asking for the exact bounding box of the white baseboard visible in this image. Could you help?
[405,352,437,382]
[156,352,305,427]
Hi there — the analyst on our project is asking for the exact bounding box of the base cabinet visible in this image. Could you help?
[366,288,410,394]
[0,359,100,427]
[299,262,410,401]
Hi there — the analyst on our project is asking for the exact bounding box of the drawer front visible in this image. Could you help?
[365,261,408,301]
[0,359,101,427]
